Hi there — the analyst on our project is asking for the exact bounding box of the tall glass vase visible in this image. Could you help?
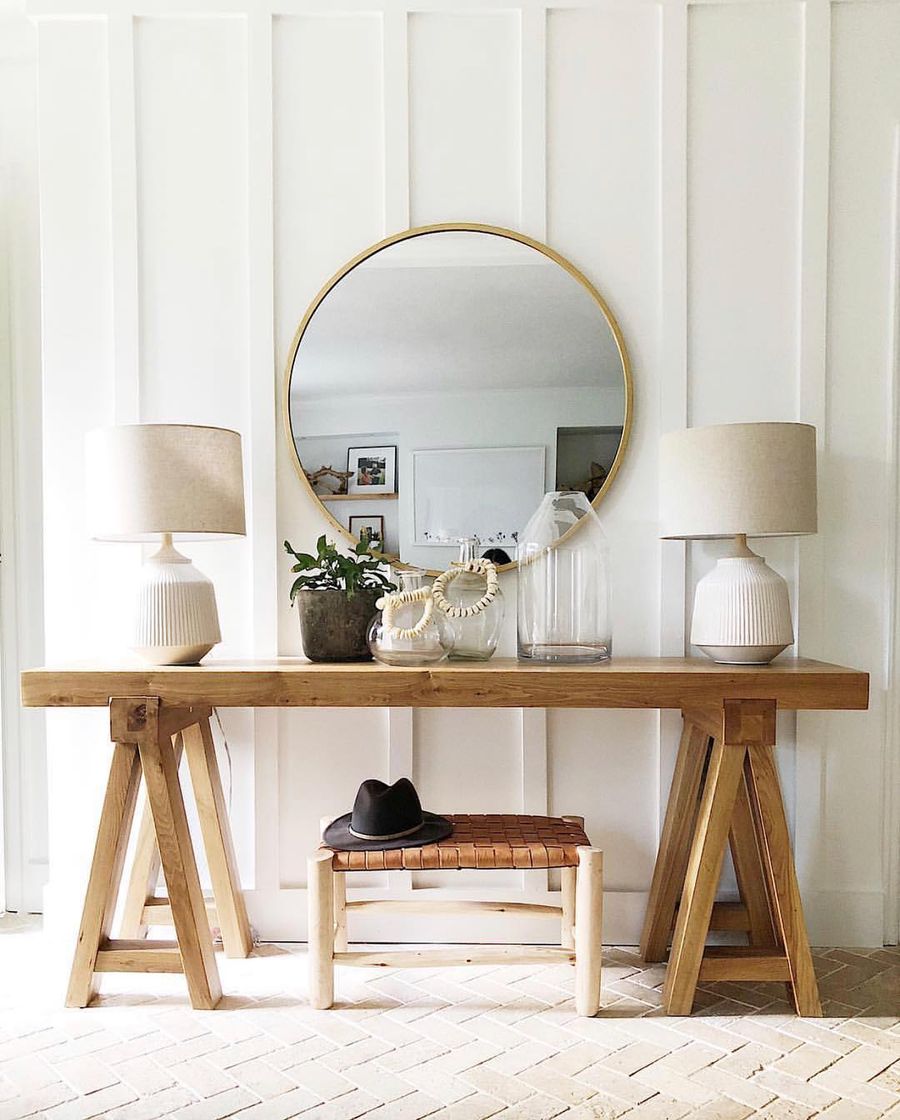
[517,492,612,663]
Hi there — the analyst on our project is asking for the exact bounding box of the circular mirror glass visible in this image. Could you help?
[284,225,632,573]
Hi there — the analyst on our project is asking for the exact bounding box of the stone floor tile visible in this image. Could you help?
[425,1093,504,1120]
[772,1042,839,1080]
[552,1099,627,1120]
[594,1045,667,1078]
[674,1100,751,1120]
[227,1061,295,1100]
[292,1091,381,1120]
[690,1064,776,1111]
[458,1066,532,1105]
[751,1069,838,1111]
[104,1087,198,1120]
[354,1090,444,1120]
[574,1066,655,1108]
[631,1065,715,1107]
[813,1100,882,1120]
[0,1080,78,1119]
[282,1061,352,1103]
[825,1043,899,1082]
[108,1059,174,1098]
[172,1087,260,1120]
[229,1087,319,1120]
[41,1082,139,1120]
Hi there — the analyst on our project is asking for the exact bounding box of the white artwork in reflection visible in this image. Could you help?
[412,446,546,548]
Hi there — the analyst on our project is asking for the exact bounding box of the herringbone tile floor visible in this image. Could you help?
[1,917,898,1120]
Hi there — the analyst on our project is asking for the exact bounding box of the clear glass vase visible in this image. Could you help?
[367,569,448,666]
[517,492,612,663]
[434,538,505,661]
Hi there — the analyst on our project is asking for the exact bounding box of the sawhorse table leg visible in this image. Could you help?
[67,696,251,1009]
[641,700,821,1016]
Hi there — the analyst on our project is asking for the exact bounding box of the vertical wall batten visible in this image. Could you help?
[382,9,409,234]
[248,9,279,892]
[520,6,547,240]
[657,0,689,852]
[107,13,141,425]
[794,0,833,933]
[884,125,900,943]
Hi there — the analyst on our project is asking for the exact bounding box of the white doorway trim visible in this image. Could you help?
[0,16,47,914]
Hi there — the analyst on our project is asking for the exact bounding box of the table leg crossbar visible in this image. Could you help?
[641,699,822,1016]
[66,697,252,1010]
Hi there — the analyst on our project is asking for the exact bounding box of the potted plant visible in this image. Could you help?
[284,535,396,662]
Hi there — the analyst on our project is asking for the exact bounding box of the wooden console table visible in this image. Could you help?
[21,657,868,1014]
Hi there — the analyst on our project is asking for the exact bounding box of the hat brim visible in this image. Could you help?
[322,810,453,851]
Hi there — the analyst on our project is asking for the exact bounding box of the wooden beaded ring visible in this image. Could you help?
[376,586,435,640]
[432,558,499,619]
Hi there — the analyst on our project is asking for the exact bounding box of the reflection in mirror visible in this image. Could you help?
[286,228,630,573]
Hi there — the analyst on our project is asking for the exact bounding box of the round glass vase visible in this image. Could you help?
[517,491,612,663]
[434,538,505,661]
[367,569,448,666]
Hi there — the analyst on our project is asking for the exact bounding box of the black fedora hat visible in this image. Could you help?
[323,778,452,851]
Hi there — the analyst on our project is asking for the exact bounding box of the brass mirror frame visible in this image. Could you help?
[282,222,634,574]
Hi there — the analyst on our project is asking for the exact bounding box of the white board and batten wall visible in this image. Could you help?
[20,0,900,947]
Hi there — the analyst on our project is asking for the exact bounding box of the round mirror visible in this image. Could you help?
[283,224,632,573]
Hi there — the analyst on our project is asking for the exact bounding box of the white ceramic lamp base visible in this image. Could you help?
[690,536,794,665]
[133,535,221,666]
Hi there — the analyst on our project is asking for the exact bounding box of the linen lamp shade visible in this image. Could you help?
[660,422,817,541]
[86,424,245,541]
[659,422,818,664]
[85,423,246,665]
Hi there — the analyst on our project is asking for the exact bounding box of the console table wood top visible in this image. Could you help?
[21,655,869,1016]
[21,655,869,711]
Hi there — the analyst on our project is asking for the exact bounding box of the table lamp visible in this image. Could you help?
[659,422,817,664]
[85,424,246,665]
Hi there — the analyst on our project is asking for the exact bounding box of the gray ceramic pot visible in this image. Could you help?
[295,588,380,662]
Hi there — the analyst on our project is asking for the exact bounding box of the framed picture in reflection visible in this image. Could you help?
[347,445,397,496]
[349,515,385,551]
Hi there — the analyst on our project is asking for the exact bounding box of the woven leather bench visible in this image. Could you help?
[308,813,604,1015]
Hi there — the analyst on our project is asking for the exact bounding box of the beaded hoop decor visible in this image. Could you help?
[432,558,500,619]
[376,586,435,640]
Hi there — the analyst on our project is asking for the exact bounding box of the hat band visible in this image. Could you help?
[348,820,424,842]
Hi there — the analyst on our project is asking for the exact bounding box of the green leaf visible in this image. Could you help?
[285,535,396,599]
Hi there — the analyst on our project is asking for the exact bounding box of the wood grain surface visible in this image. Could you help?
[21,657,869,711]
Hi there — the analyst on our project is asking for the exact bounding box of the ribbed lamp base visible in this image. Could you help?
[690,547,794,665]
[132,539,221,666]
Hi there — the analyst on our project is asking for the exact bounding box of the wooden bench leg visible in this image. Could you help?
[560,815,582,951]
[308,851,335,1009]
[182,717,253,959]
[641,718,712,961]
[66,743,142,1008]
[663,737,746,1014]
[137,706,222,1010]
[574,846,603,1016]
[745,744,822,1016]
[560,867,576,950]
[333,872,348,953]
